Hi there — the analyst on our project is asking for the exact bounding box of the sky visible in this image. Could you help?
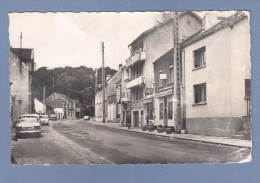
[9,11,236,70]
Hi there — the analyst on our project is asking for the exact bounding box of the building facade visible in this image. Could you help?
[181,12,250,137]
[34,98,46,114]
[125,12,202,128]
[9,48,35,126]
[106,65,122,123]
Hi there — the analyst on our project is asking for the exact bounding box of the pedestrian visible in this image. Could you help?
[145,113,149,126]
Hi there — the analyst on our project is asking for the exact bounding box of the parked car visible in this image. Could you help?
[83,116,90,121]
[15,114,41,138]
[49,114,57,121]
[40,114,49,126]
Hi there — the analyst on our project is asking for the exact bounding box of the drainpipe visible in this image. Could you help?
[181,48,186,130]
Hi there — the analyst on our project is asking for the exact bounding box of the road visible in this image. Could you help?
[12,119,251,164]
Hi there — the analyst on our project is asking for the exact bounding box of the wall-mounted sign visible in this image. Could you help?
[160,74,167,80]
[143,97,154,104]
[145,88,154,95]
[156,89,173,98]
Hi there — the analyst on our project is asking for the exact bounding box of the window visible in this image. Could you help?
[132,88,143,102]
[245,79,251,98]
[168,101,173,119]
[169,66,173,83]
[159,70,163,86]
[194,47,206,68]
[159,103,164,119]
[194,83,206,104]
[147,104,154,120]
[132,64,143,80]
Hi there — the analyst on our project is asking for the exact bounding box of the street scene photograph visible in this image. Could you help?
[9,11,251,165]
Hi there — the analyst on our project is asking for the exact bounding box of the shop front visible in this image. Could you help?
[143,95,154,126]
[154,88,175,127]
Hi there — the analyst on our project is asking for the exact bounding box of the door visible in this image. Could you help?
[164,97,168,126]
[140,110,144,127]
[133,111,139,127]
[126,111,131,127]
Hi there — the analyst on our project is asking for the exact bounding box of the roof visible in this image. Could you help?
[181,11,247,48]
[10,48,34,62]
[153,48,173,65]
[20,114,39,117]
[55,92,76,102]
[129,11,202,47]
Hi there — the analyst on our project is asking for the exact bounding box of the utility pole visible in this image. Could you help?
[95,68,98,93]
[101,42,106,123]
[43,85,46,105]
[173,12,182,133]
[52,77,55,91]
[20,32,23,48]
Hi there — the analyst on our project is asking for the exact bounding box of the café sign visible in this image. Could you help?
[156,89,173,98]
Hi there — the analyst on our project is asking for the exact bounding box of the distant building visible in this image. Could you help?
[9,47,35,126]
[95,86,107,122]
[106,65,123,123]
[45,92,76,119]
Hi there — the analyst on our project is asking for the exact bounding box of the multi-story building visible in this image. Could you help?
[181,12,250,137]
[124,11,202,127]
[106,65,123,123]
[9,47,35,126]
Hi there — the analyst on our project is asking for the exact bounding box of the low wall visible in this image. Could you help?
[186,117,243,137]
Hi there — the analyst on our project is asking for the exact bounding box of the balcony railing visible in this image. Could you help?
[126,50,146,67]
[121,91,130,102]
[126,75,145,89]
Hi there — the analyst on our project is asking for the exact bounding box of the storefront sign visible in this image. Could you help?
[145,88,154,95]
[143,97,154,104]
[156,89,173,98]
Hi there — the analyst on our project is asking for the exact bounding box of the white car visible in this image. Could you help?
[83,116,91,120]
[40,114,50,126]
[15,114,41,138]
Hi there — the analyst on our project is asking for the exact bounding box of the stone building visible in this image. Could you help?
[9,47,35,126]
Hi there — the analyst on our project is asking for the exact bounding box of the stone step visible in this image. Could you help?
[232,134,245,140]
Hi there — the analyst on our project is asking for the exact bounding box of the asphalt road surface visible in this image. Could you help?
[12,119,251,165]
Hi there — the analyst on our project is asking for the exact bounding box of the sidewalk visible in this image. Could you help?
[88,121,252,148]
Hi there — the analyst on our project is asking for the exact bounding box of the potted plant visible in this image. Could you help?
[181,128,187,134]
[141,125,147,131]
[166,127,172,134]
[157,125,164,133]
[147,124,154,132]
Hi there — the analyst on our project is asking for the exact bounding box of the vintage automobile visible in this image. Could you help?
[15,114,41,138]
[83,116,91,121]
[40,114,50,126]
[49,114,57,121]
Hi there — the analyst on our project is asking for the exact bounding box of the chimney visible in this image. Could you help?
[202,13,222,30]
[106,75,111,81]
[118,64,122,70]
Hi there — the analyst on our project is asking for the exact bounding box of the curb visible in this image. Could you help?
[88,122,252,149]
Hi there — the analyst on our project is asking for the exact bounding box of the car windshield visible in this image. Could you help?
[40,115,48,118]
[20,116,38,123]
